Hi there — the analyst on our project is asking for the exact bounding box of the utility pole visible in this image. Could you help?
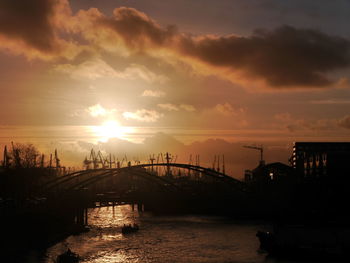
[3,145,9,167]
[222,155,225,175]
[165,152,171,176]
[149,154,155,172]
[217,155,220,172]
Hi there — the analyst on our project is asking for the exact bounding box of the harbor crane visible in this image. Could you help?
[243,145,265,166]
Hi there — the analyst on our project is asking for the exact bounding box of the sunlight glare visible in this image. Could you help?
[92,120,133,142]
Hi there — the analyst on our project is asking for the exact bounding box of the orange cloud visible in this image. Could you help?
[157,103,179,111]
[215,103,244,116]
[142,90,166,97]
[87,104,116,118]
[54,58,167,83]
[1,2,350,88]
[179,104,196,112]
[122,109,163,122]
[274,113,347,132]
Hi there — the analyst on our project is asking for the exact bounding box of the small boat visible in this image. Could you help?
[56,249,80,263]
[122,223,139,234]
[256,230,275,252]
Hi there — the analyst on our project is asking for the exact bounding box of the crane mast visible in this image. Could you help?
[243,145,265,166]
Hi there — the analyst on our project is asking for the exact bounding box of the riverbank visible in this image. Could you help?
[1,203,89,261]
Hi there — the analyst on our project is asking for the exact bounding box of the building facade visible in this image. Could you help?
[292,142,350,178]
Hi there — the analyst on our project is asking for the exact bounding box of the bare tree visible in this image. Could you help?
[9,142,40,168]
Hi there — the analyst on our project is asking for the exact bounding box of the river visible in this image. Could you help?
[17,205,318,263]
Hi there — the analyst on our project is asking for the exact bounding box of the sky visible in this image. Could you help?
[1,0,350,177]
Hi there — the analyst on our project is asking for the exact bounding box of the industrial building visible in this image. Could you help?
[292,142,350,178]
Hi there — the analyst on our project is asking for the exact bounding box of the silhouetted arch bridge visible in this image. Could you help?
[41,163,247,214]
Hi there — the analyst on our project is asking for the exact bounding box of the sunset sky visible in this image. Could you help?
[1,0,350,177]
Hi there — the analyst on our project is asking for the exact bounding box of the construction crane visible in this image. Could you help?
[2,145,11,168]
[54,149,60,168]
[243,145,265,166]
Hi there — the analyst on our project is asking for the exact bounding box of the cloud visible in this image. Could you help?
[123,64,169,84]
[179,26,350,88]
[157,103,196,112]
[192,103,247,129]
[97,7,350,88]
[87,104,116,117]
[157,103,179,111]
[54,58,117,80]
[2,2,350,88]
[215,103,244,116]
[142,90,166,97]
[274,112,342,132]
[99,7,178,49]
[274,113,293,122]
[0,0,80,59]
[310,99,350,105]
[54,59,167,83]
[0,0,56,52]
[179,104,196,112]
[122,109,163,122]
[142,132,184,153]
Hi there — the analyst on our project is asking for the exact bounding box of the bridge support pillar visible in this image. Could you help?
[84,208,88,225]
[75,208,88,226]
[137,203,144,212]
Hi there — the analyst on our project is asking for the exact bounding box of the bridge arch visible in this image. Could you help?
[41,163,245,195]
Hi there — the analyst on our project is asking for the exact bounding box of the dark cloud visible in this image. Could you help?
[180,26,350,87]
[1,2,349,88]
[100,7,350,88]
[0,0,57,52]
[99,7,177,49]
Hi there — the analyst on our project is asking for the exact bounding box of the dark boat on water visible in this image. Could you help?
[56,249,80,263]
[122,223,139,234]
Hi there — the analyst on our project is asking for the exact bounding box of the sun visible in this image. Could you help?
[92,120,132,142]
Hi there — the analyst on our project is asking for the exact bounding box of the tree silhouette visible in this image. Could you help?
[9,142,40,168]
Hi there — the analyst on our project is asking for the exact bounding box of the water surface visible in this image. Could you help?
[44,205,273,263]
[12,204,338,263]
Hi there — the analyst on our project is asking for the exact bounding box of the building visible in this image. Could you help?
[292,142,350,178]
[245,162,295,183]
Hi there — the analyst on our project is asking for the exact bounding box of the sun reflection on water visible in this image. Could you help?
[45,205,267,263]
[87,250,131,263]
[87,205,140,228]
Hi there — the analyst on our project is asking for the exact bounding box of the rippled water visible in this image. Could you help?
[40,205,282,263]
